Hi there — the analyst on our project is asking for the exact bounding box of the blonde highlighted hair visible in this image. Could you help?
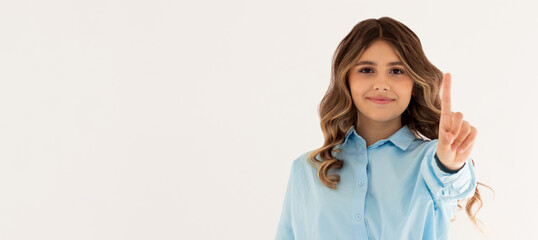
[307,16,494,234]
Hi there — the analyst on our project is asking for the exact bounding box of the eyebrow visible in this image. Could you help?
[354,61,404,67]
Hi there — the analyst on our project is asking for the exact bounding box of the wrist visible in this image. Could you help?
[435,153,465,173]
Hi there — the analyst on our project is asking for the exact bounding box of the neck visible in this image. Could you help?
[356,116,403,148]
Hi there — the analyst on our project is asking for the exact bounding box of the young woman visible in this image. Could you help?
[275,17,493,240]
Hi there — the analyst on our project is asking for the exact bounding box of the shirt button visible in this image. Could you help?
[356,213,362,222]
[359,180,365,186]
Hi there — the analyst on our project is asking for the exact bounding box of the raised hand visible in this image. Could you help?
[436,73,478,171]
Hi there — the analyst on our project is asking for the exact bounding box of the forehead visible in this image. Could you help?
[357,39,401,62]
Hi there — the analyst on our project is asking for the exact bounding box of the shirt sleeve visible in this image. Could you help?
[420,139,478,205]
[275,159,296,240]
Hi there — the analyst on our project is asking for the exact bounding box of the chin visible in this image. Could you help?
[362,111,401,121]
[364,115,395,122]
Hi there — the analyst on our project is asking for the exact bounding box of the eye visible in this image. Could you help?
[390,68,404,74]
[359,68,405,74]
[359,68,374,73]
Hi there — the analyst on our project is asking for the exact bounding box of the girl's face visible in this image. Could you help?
[348,39,414,125]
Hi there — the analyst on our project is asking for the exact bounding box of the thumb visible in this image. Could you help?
[440,128,454,147]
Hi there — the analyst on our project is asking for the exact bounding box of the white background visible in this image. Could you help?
[1,0,537,239]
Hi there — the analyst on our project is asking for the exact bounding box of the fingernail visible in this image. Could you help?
[458,147,464,153]
[446,134,450,142]
[452,144,458,151]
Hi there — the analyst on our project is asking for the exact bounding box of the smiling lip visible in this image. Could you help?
[368,97,394,104]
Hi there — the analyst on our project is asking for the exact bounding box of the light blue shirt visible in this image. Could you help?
[276,125,477,240]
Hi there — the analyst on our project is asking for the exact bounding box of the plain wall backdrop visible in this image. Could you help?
[1,0,537,239]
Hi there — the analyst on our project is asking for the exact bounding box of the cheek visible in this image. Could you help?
[399,79,414,95]
[348,80,365,99]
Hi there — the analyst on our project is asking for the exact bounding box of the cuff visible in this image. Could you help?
[421,140,477,204]
[435,153,466,174]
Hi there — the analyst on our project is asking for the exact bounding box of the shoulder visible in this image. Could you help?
[290,150,315,172]
[287,150,320,185]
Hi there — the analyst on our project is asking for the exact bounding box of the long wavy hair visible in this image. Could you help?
[306,16,494,234]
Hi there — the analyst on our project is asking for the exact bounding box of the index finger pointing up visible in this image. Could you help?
[440,73,452,130]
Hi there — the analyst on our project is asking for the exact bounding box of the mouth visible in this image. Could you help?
[368,98,394,104]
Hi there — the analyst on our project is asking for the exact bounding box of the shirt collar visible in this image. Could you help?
[339,124,417,151]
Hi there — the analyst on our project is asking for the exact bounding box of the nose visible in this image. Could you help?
[373,77,389,91]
